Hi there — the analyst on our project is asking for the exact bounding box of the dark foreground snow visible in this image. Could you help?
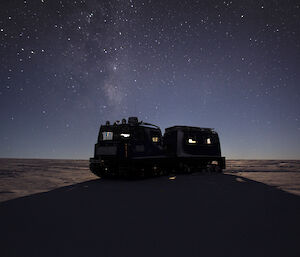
[1,170,300,257]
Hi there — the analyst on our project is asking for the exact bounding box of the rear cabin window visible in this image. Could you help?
[188,138,197,144]
[185,133,217,145]
[206,138,211,144]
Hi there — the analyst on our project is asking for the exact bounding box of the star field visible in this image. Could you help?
[0,0,299,159]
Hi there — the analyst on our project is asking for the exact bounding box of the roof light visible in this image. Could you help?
[121,133,130,138]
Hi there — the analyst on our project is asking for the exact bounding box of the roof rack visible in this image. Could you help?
[165,126,214,131]
[140,121,160,129]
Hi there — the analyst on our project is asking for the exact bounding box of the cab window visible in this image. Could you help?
[150,130,161,143]
[102,132,113,140]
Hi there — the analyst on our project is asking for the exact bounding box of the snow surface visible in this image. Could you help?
[0,159,300,202]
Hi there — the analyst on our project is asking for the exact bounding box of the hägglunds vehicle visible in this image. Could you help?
[89,117,226,177]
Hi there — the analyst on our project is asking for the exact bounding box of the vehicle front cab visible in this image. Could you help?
[89,117,163,177]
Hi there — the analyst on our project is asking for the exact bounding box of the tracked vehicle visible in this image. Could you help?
[163,126,226,173]
[89,117,164,177]
[90,117,226,177]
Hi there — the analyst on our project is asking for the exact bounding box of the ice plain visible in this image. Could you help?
[1,159,300,202]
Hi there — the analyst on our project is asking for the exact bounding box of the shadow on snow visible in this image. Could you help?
[1,173,300,257]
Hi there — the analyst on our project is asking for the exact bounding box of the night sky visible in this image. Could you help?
[0,0,299,159]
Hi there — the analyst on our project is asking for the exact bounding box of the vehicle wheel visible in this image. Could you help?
[162,168,169,176]
[215,165,223,173]
[206,164,214,173]
[184,164,192,174]
[91,169,105,178]
[90,164,100,177]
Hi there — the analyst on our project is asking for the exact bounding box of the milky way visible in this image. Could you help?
[0,0,299,159]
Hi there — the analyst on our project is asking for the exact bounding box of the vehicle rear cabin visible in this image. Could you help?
[163,126,225,172]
